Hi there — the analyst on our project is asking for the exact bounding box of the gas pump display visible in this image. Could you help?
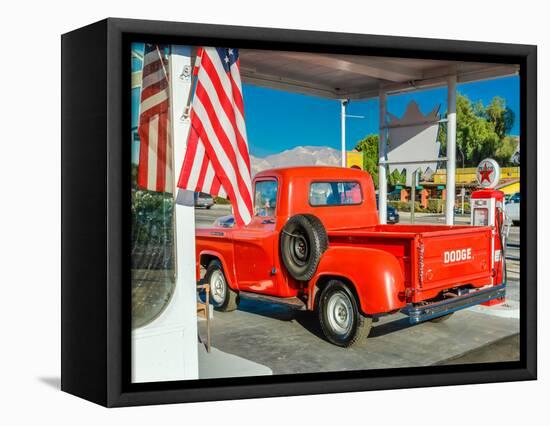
[471,159,507,294]
[472,202,489,226]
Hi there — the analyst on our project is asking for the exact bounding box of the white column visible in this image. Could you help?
[131,45,199,383]
[445,75,457,225]
[341,99,347,167]
[378,90,387,224]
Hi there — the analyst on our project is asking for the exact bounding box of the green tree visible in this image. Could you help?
[495,135,519,166]
[439,94,500,166]
[355,134,379,188]
[484,96,515,140]
[354,134,406,188]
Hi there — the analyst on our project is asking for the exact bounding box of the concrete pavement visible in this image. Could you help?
[195,204,520,375]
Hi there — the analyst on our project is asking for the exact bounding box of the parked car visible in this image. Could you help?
[376,196,400,223]
[506,192,520,225]
[194,192,214,209]
[214,215,235,228]
[386,204,399,224]
[196,167,505,347]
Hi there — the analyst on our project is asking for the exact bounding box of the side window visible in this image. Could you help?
[309,181,362,206]
[254,180,278,217]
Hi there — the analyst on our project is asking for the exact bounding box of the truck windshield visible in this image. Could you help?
[254,180,278,217]
[309,181,362,206]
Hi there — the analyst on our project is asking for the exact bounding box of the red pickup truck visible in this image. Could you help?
[196,166,505,347]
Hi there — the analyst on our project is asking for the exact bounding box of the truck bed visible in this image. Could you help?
[328,224,495,302]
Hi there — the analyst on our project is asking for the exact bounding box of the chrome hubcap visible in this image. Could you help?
[210,269,226,305]
[326,291,353,335]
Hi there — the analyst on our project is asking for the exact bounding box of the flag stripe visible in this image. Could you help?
[142,67,168,88]
[199,53,251,173]
[205,52,248,142]
[183,131,203,190]
[203,162,216,194]
[147,115,159,190]
[165,117,173,193]
[194,150,210,192]
[191,107,251,224]
[192,94,253,215]
[155,111,169,192]
[140,90,169,115]
[137,44,172,193]
[194,80,252,195]
[137,118,150,189]
[191,103,252,223]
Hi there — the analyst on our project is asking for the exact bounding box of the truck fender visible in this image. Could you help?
[197,250,238,290]
[309,246,406,315]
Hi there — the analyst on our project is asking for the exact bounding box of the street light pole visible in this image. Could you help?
[341,99,348,167]
[445,75,457,225]
[457,147,465,215]
[378,90,388,224]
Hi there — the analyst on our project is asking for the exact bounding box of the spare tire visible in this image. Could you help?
[280,214,328,281]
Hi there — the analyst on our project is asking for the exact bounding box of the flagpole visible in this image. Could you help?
[181,46,198,122]
[168,46,178,282]
[170,46,197,280]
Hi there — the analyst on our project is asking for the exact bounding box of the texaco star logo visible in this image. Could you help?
[476,158,500,188]
[479,163,494,184]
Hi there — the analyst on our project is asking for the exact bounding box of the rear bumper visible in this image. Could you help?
[403,284,506,324]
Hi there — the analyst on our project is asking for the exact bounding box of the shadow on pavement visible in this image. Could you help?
[237,299,330,341]
[236,298,416,342]
[369,317,413,338]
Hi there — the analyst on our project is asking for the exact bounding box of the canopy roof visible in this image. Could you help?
[239,49,519,100]
[131,48,518,99]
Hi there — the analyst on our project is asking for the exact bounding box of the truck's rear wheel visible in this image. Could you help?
[280,214,328,281]
[318,280,372,347]
[204,260,238,312]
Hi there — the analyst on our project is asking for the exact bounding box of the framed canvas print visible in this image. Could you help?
[61,18,537,407]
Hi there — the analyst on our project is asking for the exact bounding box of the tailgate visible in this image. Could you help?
[419,227,493,293]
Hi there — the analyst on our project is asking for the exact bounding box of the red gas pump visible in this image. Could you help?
[470,159,506,305]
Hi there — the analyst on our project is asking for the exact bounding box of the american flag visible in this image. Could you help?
[137,44,173,193]
[178,47,253,225]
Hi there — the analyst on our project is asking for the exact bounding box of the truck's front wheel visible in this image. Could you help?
[318,280,372,347]
[205,260,239,312]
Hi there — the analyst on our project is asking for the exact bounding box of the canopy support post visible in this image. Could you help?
[445,75,457,225]
[378,90,387,224]
[340,99,348,167]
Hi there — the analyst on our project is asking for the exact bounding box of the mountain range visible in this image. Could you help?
[250,145,341,176]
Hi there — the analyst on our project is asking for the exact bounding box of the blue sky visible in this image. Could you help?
[242,75,519,157]
[131,45,519,159]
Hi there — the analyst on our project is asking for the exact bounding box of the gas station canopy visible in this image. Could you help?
[235,49,519,226]
[130,47,519,225]
[239,49,519,100]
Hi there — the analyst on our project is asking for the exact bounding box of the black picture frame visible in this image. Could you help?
[61,17,537,407]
